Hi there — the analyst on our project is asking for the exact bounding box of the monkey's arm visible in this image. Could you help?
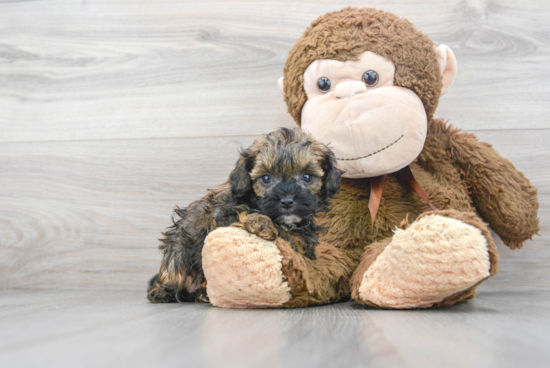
[447,129,539,249]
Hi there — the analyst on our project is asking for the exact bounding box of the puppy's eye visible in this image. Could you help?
[302,173,313,183]
[362,70,378,86]
[317,77,331,93]
[261,175,272,184]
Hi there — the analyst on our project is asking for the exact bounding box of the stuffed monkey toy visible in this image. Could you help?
[199,7,539,309]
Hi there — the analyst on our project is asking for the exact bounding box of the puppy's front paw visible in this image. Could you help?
[233,212,278,241]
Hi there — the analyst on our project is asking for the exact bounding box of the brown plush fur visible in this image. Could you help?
[308,119,538,307]
[276,240,359,308]
[287,117,539,308]
[283,7,442,124]
[271,7,539,308]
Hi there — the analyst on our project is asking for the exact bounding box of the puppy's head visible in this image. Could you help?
[229,128,342,226]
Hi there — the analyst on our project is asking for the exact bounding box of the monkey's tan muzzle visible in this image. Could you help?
[302,86,427,178]
[334,81,367,98]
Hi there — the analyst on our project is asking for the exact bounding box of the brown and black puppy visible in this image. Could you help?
[147,128,342,303]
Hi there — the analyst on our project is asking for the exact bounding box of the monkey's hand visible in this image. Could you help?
[232,212,278,241]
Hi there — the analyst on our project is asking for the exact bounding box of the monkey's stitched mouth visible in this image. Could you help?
[336,134,404,161]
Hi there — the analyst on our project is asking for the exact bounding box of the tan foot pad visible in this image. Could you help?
[202,227,291,308]
[358,214,491,309]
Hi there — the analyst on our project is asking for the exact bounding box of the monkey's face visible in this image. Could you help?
[279,8,457,179]
[229,128,342,226]
[300,51,427,178]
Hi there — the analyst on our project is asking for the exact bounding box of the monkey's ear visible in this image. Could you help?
[277,77,284,97]
[229,150,254,198]
[322,152,343,199]
[435,45,457,96]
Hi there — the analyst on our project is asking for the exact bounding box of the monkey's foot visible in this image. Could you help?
[351,210,498,309]
[202,227,291,308]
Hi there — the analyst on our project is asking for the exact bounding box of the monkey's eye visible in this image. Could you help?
[261,175,272,184]
[302,173,313,183]
[317,77,331,93]
[362,70,379,86]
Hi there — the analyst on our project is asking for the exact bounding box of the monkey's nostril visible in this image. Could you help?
[280,198,295,208]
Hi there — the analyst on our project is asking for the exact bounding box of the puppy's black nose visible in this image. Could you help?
[280,197,295,208]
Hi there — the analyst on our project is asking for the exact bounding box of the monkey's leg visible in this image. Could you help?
[350,210,499,309]
[201,226,355,308]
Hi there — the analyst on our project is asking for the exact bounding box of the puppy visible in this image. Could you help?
[147,128,342,303]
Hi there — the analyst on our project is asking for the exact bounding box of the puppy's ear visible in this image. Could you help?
[321,151,342,199]
[230,149,254,198]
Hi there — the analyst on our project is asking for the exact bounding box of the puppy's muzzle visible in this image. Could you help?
[280,197,295,209]
[274,182,301,208]
[258,180,318,226]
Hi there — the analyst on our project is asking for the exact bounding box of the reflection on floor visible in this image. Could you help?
[1,240,549,368]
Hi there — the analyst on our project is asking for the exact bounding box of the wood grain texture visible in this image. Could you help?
[0,288,549,368]
[0,135,256,288]
[0,0,549,290]
[0,0,549,143]
[1,130,548,289]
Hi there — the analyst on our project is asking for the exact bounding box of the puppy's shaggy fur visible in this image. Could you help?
[147,128,342,303]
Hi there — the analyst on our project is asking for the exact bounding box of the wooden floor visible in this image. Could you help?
[1,287,550,367]
[1,239,549,368]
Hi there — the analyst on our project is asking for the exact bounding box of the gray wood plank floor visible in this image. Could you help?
[1,285,549,368]
[1,238,549,368]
